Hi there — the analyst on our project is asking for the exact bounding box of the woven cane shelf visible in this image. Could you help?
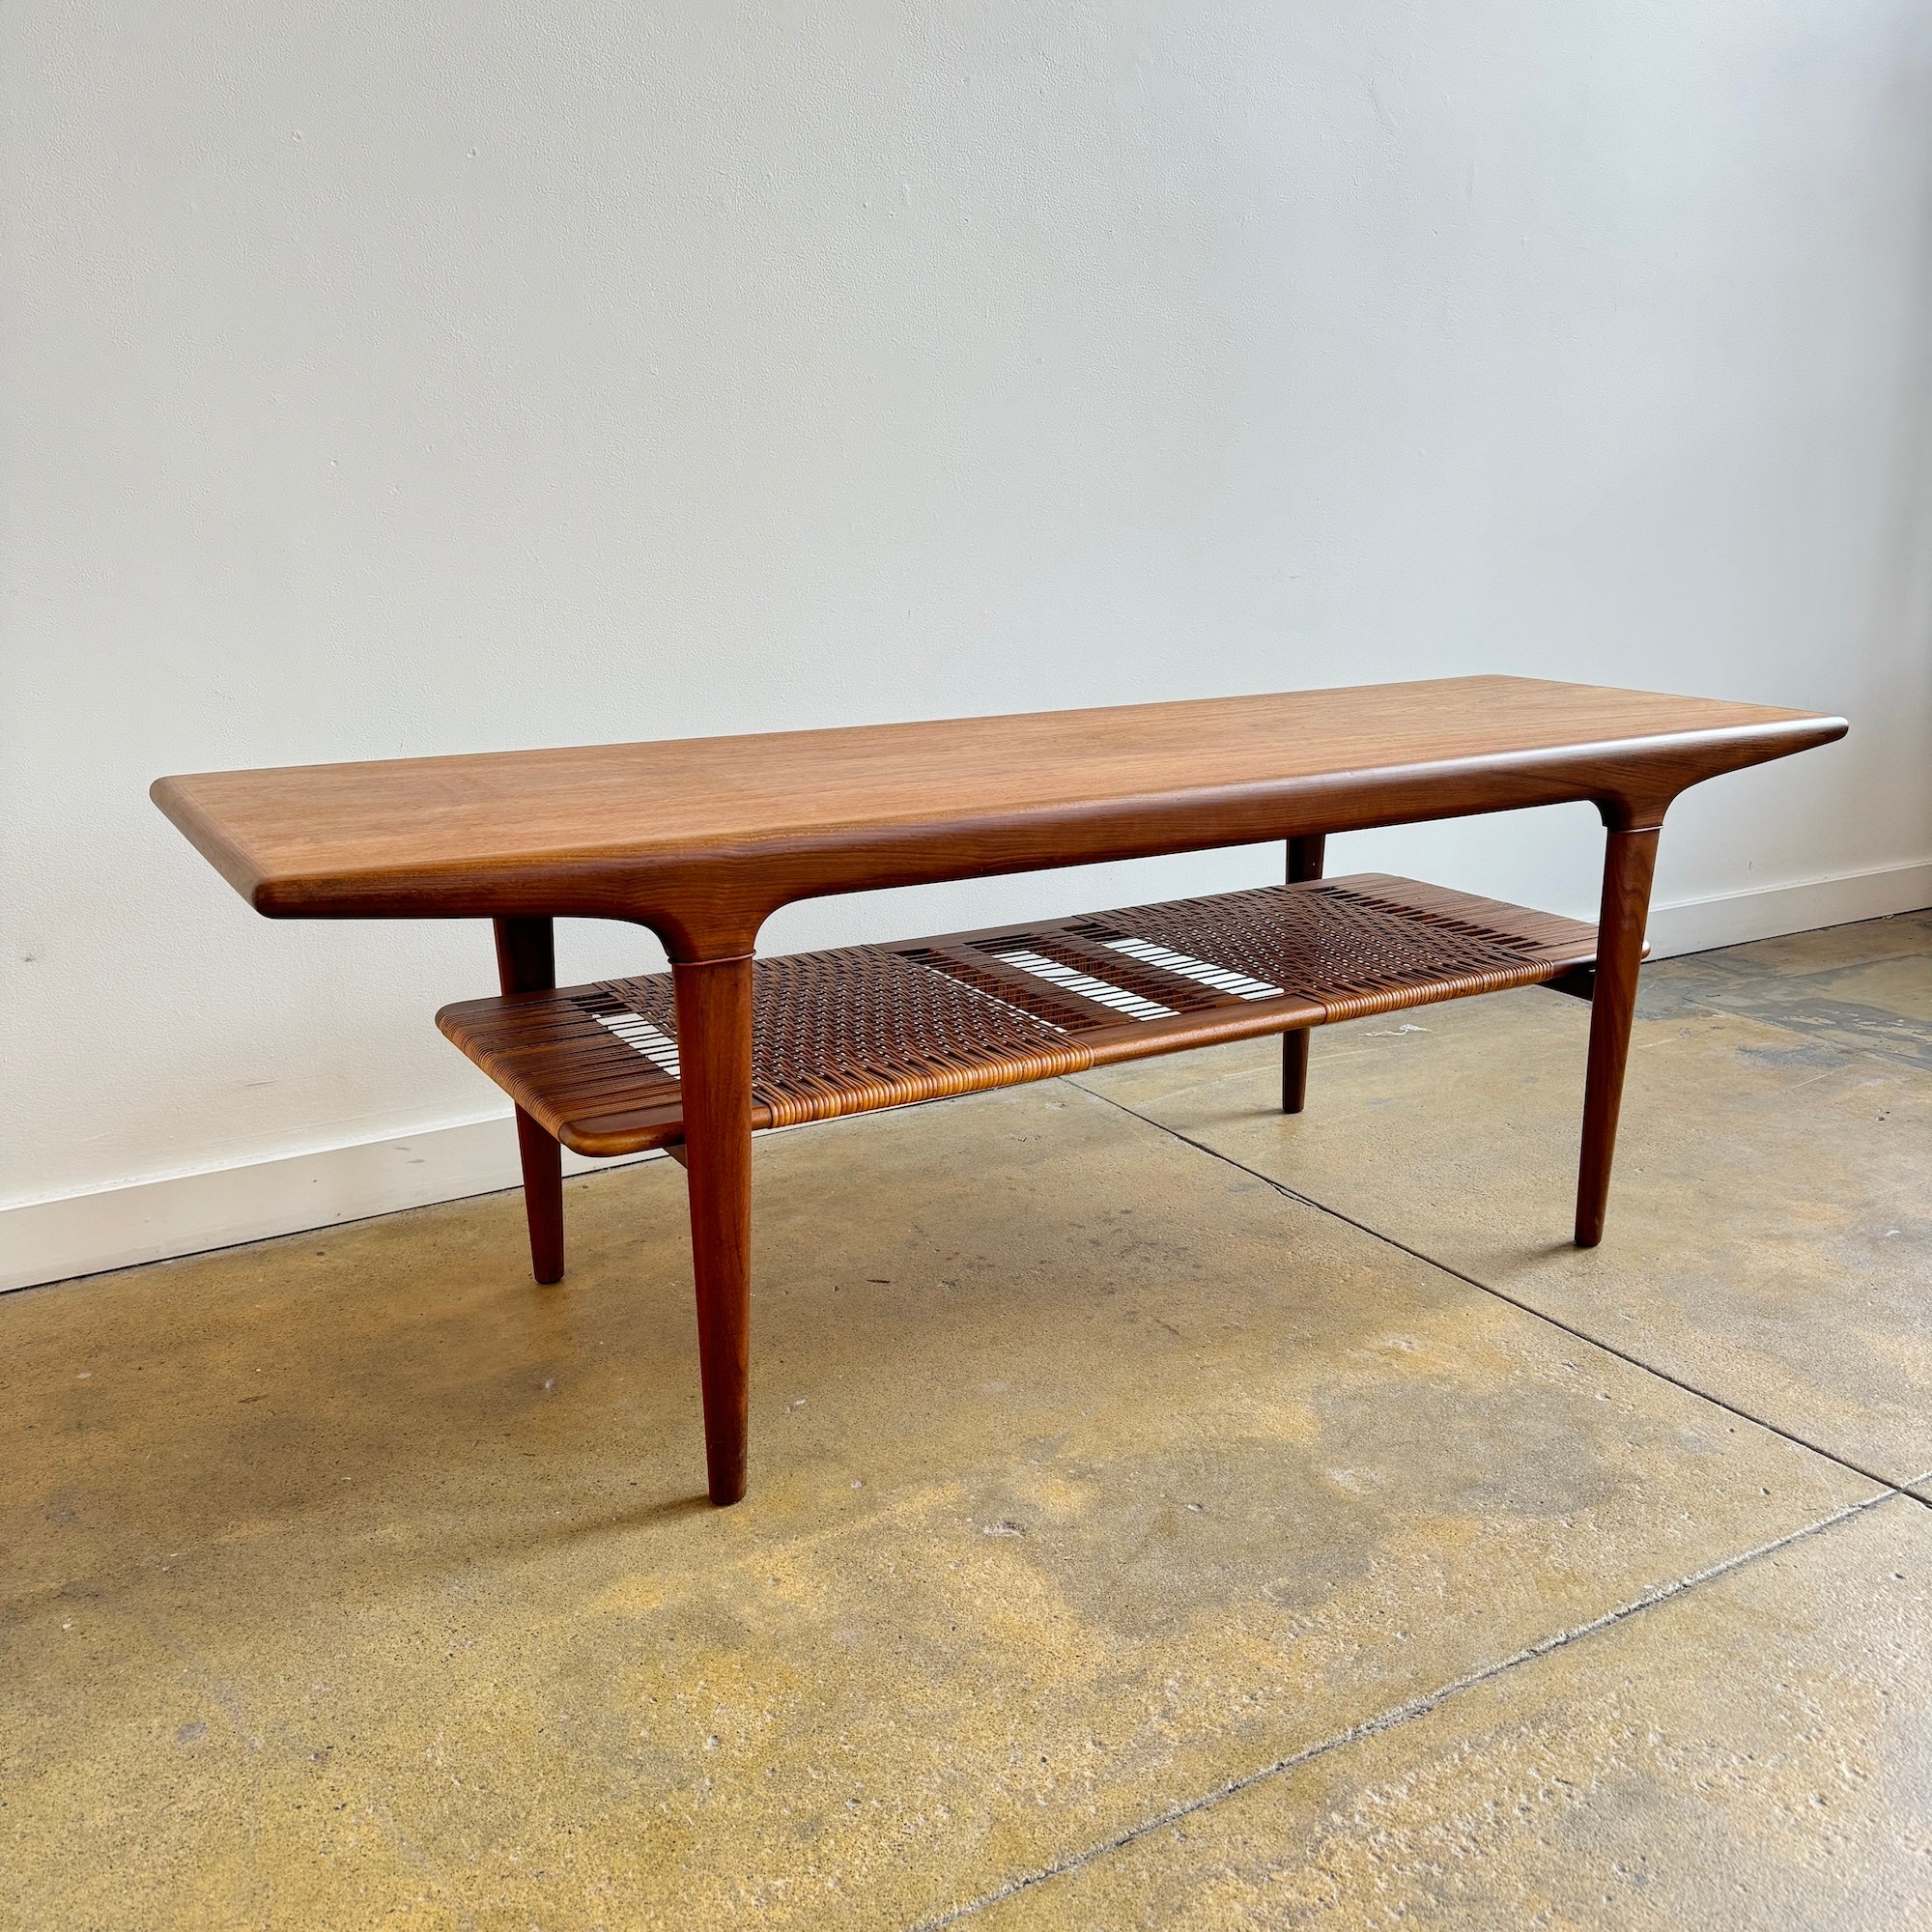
[439,873,1596,1159]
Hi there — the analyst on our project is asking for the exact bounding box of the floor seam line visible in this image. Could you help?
[1070,1079,1909,1498]
[912,1490,1897,1930]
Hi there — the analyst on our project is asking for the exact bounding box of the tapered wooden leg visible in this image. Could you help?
[672,953,755,1506]
[494,918,564,1284]
[1575,827,1660,1248]
[1281,834,1326,1113]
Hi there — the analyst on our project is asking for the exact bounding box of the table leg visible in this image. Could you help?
[494,918,564,1285]
[1281,834,1326,1113]
[672,953,755,1505]
[1575,827,1660,1248]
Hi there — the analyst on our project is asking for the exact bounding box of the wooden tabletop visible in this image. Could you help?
[153,676,1845,957]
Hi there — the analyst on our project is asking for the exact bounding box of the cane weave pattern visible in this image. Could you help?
[437,874,1597,1156]
[594,946,1094,1129]
[1059,881,1553,1022]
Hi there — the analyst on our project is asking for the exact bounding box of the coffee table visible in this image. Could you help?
[154,676,1845,1502]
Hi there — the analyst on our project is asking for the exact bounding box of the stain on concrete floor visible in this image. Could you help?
[971,1495,1932,1930]
[2,912,1927,1927]
[1638,909,1932,1070]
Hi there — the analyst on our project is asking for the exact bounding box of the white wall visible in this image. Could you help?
[5,1,1930,1289]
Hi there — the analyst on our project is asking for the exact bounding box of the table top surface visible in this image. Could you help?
[152,676,1845,948]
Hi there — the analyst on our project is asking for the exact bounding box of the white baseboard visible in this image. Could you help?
[0,1119,664,1296]
[5,860,1926,1297]
[1645,858,1932,959]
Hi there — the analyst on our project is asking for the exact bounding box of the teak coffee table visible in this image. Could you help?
[155,676,1845,1503]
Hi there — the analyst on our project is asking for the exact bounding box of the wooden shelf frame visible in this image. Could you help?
[440,873,1598,1159]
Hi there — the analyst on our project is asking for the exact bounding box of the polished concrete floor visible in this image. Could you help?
[4,911,1928,1929]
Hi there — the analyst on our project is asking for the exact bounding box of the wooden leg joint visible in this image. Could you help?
[1281,835,1326,1114]
[672,955,755,1505]
[1574,828,1660,1248]
[495,918,565,1284]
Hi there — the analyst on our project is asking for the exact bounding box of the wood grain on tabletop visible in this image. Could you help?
[149,676,1845,953]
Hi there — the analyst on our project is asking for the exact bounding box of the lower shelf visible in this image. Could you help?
[437,873,1597,1158]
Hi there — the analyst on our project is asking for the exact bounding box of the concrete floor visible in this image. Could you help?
[3,912,1928,1929]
